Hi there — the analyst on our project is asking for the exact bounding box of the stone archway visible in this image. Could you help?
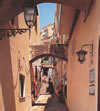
[29,44,68,63]
[31,0,91,11]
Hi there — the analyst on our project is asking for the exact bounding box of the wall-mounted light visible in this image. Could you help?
[24,7,36,28]
[76,42,93,64]
[0,5,38,40]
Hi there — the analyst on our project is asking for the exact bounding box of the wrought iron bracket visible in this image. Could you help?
[0,28,29,40]
[81,42,93,56]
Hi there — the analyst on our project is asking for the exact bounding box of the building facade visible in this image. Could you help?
[0,7,41,111]
[55,0,100,111]
[40,24,56,45]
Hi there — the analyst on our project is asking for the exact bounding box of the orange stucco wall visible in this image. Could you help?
[0,12,38,111]
[0,38,18,111]
[60,5,75,34]
[67,0,100,111]
[29,15,41,45]
[9,22,31,111]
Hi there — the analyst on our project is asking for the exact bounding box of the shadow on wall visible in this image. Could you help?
[0,39,16,111]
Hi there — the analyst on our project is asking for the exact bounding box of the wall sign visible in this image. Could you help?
[89,84,95,95]
[89,68,95,82]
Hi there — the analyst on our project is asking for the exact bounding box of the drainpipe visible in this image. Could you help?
[68,9,80,41]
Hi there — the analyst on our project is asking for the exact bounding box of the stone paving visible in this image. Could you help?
[30,83,68,111]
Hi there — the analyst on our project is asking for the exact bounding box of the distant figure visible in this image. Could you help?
[64,78,67,99]
[48,78,54,95]
[58,85,63,102]
[58,80,63,102]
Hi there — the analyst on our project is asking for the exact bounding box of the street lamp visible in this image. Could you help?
[76,49,87,64]
[0,6,37,39]
[24,6,37,39]
[24,7,36,28]
[76,42,93,64]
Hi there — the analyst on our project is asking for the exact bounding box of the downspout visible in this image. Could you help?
[68,9,80,41]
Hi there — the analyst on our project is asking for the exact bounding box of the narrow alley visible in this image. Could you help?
[1,0,100,111]
[30,83,68,111]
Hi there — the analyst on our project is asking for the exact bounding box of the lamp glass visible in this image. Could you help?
[77,49,87,63]
[24,7,35,28]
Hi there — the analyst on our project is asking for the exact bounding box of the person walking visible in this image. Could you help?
[48,78,54,95]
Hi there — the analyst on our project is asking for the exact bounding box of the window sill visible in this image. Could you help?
[19,97,25,102]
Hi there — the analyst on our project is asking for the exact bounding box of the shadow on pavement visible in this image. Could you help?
[44,95,69,111]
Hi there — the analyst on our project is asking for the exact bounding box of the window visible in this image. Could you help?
[43,29,48,35]
[44,29,48,33]
[52,57,56,64]
[52,27,54,30]
[19,74,25,98]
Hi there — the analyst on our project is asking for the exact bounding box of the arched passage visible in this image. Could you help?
[29,53,67,63]
[29,44,68,63]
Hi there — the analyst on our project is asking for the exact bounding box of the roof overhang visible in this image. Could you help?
[0,0,92,25]
[59,5,76,35]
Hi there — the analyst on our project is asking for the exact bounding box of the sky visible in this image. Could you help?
[38,3,56,30]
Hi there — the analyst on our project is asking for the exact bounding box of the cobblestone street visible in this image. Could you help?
[30,83,68,111]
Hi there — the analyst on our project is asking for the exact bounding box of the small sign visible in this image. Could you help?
[89,84,95,95]
[89,68,95,82]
